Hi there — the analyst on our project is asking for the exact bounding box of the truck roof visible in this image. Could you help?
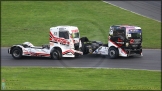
[111,25,141,29]
[50,25,78,29]
[50,25,79,33]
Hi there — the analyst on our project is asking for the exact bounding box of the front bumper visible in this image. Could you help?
[125,49,142,57]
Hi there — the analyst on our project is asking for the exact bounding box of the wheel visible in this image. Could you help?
[11,47,22,59]
[108,47,119,59]
[51,50,62,60]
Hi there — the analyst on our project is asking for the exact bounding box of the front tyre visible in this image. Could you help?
[108,47,119,59]
[11,47,22,59]
[51,50,62,60]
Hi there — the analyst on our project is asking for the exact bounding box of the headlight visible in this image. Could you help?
[126,43,129,47]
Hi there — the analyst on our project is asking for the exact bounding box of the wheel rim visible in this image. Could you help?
[110,50,115,57]
[13,50,20,57]
[53,51,58,59]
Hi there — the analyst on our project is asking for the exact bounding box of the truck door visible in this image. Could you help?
[109,29,125,47]
[59,31,74,49]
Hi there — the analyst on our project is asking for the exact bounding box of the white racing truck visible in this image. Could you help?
[8,26,83,59]
[80,25,143,59]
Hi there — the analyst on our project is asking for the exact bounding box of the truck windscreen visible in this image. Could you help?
[130,33,141,39]
[128,29,142,39]
[72,32,79,38]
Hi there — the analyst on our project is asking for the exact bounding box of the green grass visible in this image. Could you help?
[1,1,161,48]
[1,67,161,90]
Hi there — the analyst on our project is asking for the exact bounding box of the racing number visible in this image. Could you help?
[54,32,57,36]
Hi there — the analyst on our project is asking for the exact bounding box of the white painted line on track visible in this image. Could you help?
[103,1,161,22]
[51,67,161,72]
[8,66,159,72]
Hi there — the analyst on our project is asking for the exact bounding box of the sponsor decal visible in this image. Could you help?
[62,50,82,55]
[130,39,134,44]
[62,50,74,55]
[117,38,124,47]
[109,40,127,54]
[71,29,79,33]
[129,29,141,33]
[50,32,70,45]
[23,51,50,57]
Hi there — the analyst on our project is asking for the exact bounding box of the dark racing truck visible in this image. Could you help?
[80,25,143,59]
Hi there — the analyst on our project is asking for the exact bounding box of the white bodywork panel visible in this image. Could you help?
[91,45,127,57]
[92,46,108,55]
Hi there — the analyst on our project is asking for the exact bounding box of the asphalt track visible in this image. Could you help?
[1,48,161,71]
[104,1,161,22]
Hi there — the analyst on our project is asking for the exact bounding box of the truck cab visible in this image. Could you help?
[49,26,83,58]
[108,25,143,58]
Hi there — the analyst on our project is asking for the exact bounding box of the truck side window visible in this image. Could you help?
[59,31,69,39]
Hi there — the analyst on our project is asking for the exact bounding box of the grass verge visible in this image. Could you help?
[1,1,161,48]
[1,67,161,90]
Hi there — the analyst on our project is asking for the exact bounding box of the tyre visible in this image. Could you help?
[108,47,119,59]
[51,50,62,60]
[11,47,22,59]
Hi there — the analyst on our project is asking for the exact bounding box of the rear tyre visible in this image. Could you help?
[11,47,22,59]
[108,47,119,59]
[51,50,62,60]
